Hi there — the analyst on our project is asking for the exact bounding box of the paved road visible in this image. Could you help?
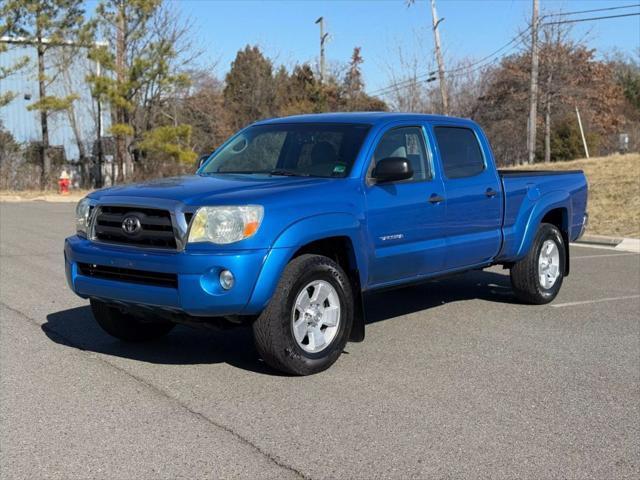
[1,201,639,480]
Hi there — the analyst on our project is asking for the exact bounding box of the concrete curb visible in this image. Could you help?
[617,238,640,253]
[576,234,640,253]
[577,234,623,246]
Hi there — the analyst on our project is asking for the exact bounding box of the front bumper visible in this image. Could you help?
[64,235,269,316]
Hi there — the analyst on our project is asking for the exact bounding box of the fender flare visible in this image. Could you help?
[244,213,368,318]
[515,190,572,262]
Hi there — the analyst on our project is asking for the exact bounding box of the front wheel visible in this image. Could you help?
[510,223,566,304]
[252,254,354,375]
[90,299,175,342]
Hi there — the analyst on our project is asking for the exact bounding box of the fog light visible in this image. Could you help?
[219,269,235,290]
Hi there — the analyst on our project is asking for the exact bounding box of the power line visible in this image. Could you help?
[544,3,639,17]
[442,26,532,75]
[369,16,537,96]
[368,5,640,98]
[368,25,531,97]
[543,12,639,26]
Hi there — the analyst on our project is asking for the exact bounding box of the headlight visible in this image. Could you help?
[188,206,264,244]
[75,198,92,236]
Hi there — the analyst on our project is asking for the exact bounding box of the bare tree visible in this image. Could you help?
[539,20,575,162]
[382,43,434,112]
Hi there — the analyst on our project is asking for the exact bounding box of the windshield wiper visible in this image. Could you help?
[269,169,310,177]
[201,170,269,175]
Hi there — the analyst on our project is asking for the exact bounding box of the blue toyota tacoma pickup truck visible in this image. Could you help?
[65,113,588,375]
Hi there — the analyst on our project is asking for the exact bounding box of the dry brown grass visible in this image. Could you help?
[508,153,640,238]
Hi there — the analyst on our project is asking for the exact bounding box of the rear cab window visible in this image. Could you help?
[434,126,485,179]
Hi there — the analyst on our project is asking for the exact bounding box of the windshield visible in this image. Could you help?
[200,123,371,178]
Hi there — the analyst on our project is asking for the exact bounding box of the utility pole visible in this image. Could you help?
[526,0,540,165]
[430,0,449,115]
[115,4,127,182]
[315,16,328,84]
[34,10,50,190]
[95,58,104,188]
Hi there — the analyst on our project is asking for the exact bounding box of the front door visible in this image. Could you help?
[364,125,447,287]
[431,124,503,270]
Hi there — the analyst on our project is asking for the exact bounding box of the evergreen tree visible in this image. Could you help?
[342,47,386,112]
[0,5,30,108]
[88,0,195,182]
[224,45,276,130]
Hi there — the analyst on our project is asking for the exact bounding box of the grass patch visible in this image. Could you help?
[507,153,640,238]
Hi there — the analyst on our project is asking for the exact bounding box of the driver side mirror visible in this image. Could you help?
[372,157,413,183]
[196,153,211,170]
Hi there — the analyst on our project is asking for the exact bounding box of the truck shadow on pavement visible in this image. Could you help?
[364,269,519,324]
[42,269,516,374]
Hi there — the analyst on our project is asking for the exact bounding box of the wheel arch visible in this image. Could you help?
[515,191,572,276]
[540,207,570,276]
[246,213,368,341]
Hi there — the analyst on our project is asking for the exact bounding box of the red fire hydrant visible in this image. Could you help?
[58,170,70,195]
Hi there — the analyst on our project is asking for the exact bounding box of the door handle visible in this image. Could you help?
[485,188,498,198]
[428,194,445,204]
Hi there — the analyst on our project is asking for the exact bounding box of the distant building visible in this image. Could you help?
[0,44,111,162]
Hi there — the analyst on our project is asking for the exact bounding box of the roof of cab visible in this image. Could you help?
[254,111,473,126]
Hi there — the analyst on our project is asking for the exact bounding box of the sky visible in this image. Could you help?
[173,0,640,93]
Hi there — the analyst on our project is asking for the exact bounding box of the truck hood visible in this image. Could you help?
[89,173,336,206]
[87,173,361,251]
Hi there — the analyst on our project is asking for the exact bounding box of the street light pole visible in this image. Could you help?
[315,16,328,84]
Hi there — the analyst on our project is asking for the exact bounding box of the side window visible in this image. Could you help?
[434,127,485,179]
[370,127,430,182]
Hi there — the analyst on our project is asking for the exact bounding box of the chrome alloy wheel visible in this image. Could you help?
[538,239,560,289]
[291,280,341,353]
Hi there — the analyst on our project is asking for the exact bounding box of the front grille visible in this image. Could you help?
[78,263,178,289]
[94,206,177,249]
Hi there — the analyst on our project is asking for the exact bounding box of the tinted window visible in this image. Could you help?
[201,123,371,178]
[371,127,431,182]
[434,127,485,179]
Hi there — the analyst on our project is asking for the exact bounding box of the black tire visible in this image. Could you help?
[90,299,175,342]
[510,223,566,304]
[252,254,354,375]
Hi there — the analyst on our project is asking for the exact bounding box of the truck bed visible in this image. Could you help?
[497,169,588,260]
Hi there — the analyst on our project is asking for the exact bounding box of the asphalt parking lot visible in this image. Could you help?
[1,201,638,480]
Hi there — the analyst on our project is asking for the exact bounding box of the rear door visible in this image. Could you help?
[430,124,503,270]
[364,124,447,286]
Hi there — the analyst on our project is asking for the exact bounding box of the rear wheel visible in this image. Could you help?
[510,223,566,304]
[90,299,175,342]
[252,254,354,375]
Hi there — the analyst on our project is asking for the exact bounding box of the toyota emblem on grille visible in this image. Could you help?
[121,215,142,235]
